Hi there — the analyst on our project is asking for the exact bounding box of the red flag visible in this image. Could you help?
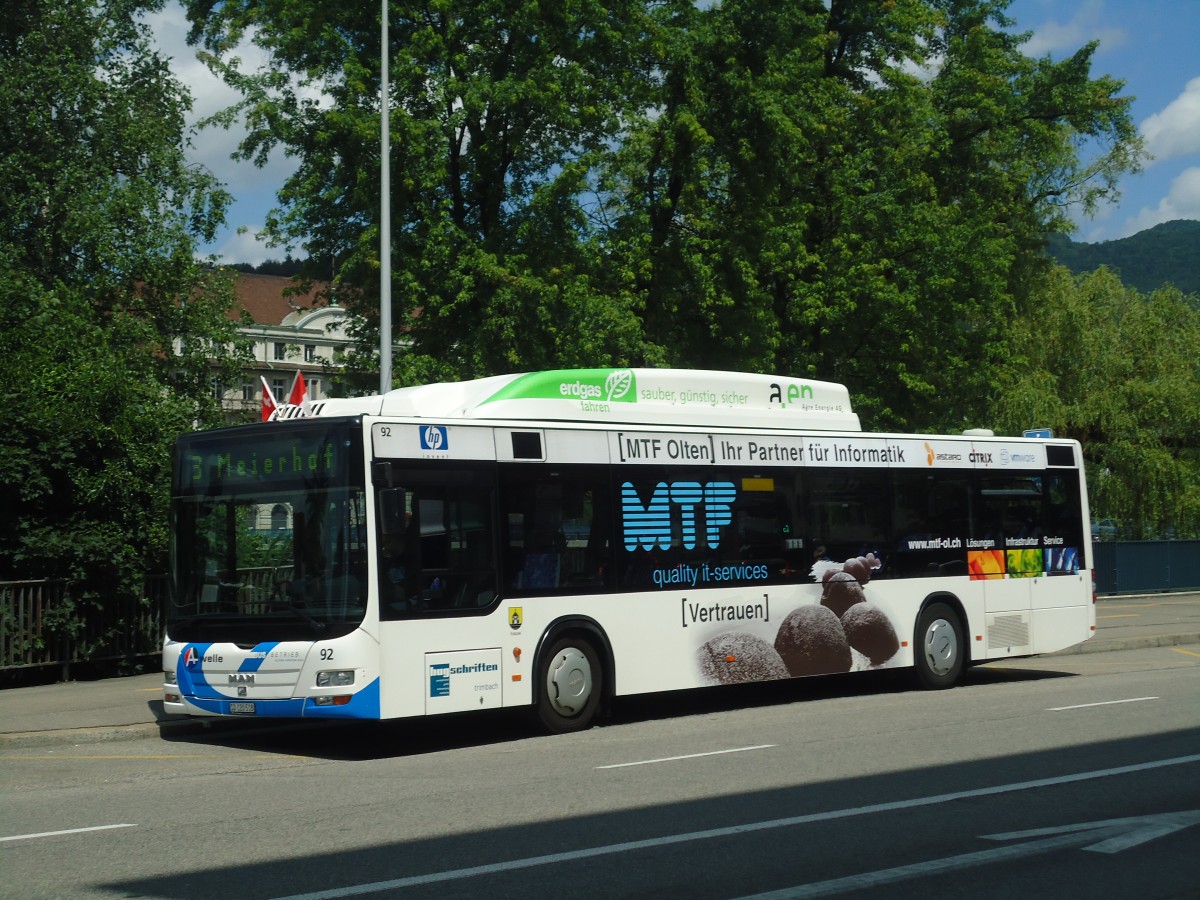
[260,376,278,422]
[288,370,308,409]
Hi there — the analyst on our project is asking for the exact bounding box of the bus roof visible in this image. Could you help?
[386,369,859,431]
[289,368,861,431]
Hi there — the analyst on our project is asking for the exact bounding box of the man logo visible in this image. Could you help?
[420,425,448,451]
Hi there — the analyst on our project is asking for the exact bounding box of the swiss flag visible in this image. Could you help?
[288,370,308,409]
[260,376,278,422]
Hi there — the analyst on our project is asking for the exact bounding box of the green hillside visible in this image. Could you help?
[1046,219,1200,295]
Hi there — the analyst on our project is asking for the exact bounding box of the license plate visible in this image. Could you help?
[228,702,256,714]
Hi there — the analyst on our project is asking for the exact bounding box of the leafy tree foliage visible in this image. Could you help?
[990,267,1200,539]
[0,0,245,633]
[187,0,1140,433]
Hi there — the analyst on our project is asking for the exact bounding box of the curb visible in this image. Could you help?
[0,716,317,750]
[1048,631,1200,656]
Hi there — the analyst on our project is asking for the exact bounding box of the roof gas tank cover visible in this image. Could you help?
[378,368,862,432]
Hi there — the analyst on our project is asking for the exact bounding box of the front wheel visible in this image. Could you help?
[913,602,964,689]
[535,636,602,734]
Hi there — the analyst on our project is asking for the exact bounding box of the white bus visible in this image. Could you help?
[163,368,1095,732]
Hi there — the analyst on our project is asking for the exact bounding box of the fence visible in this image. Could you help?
[1,577,166,680]
[4,544,1198,677]
[1093,540,1200,595]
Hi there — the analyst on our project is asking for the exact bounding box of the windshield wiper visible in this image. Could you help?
[269,599,326,634]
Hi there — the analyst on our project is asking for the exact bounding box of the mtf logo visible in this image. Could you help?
[621,480,736,551]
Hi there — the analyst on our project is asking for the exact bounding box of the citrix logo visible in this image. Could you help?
[621,480,736,551]
[970,450,994,464]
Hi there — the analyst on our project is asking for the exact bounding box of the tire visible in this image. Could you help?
[535,636,602,734]
[913,601,965,690]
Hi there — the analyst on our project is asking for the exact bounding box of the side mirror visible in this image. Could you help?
[379,487,408,535]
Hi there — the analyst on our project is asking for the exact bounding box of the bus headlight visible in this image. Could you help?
[317,670,355,688]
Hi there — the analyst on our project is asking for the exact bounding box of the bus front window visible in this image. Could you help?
[169,421,367,643]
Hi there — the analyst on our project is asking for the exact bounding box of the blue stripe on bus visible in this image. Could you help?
[238,643,278,673]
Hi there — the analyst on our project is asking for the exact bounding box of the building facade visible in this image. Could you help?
[217,273,355,421]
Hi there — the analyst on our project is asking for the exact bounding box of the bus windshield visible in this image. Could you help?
[169,419,367,644]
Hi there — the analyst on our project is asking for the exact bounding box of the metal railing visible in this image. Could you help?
[1,577,165,679]
[1092,540,1200,595]
[5,543,1198,677]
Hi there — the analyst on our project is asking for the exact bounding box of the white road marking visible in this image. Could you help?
[736,811,1200,899]
[595,744,775,769]
[1047,696,1159,711]
[0,824,137,843]
[268,753,1200,900]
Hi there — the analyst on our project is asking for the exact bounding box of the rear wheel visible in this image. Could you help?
[536,636,602,734]
[913,602,964,689]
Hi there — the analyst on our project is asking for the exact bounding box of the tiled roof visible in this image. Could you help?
[230,273,330,325]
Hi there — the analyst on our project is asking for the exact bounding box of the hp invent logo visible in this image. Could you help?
[420,425,448,451]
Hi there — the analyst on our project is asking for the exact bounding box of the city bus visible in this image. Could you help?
[163,368,1095,732]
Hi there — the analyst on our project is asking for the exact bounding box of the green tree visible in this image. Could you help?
[186,0,664,385]
[602,0,1142,431]
[0,0,245,646]
[990,267,1200,539]
[188,0,1141,437]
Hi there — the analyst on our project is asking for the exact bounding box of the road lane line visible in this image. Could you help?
[596,744,775,769]
[0,824,136,843]
[1047,697,1159,711]
[1172,647,1200,659]
[268,754,1200,900]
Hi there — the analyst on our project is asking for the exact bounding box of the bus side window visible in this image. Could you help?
[500,466,609,596]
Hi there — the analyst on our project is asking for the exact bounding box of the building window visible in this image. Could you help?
[274,342,287,361]
[308,378,320,400]
[304,344,316,362]
[272,378,286,399]
[210,379,224,400]
[241,382,254,402]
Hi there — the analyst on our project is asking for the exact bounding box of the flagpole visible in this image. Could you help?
[379,0,392,396]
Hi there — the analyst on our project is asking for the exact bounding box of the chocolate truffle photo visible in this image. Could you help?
[841,601,900,666]
[774,604,852,677]
[820,571,865,617]
[697,632,790,685]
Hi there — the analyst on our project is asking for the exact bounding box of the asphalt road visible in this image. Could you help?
[2,642,1198,900]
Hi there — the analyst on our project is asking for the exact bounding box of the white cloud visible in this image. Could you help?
[1018,0,1127,58]
[207,227,278,267]
[144,2,302,259]
[1127,166,1200,233]
[1141,76,1200,165]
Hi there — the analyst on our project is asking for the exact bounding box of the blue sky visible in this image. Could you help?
[149,0,1200,265]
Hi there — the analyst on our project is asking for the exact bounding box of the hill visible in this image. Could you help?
[1046,219,1200,296]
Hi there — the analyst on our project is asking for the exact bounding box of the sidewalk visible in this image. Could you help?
[2,593,1198,747]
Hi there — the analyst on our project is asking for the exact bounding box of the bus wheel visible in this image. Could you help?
[536,637,602,734]
[914,602,964,690]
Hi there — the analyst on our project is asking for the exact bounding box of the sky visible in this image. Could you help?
[145,0,1200,265]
